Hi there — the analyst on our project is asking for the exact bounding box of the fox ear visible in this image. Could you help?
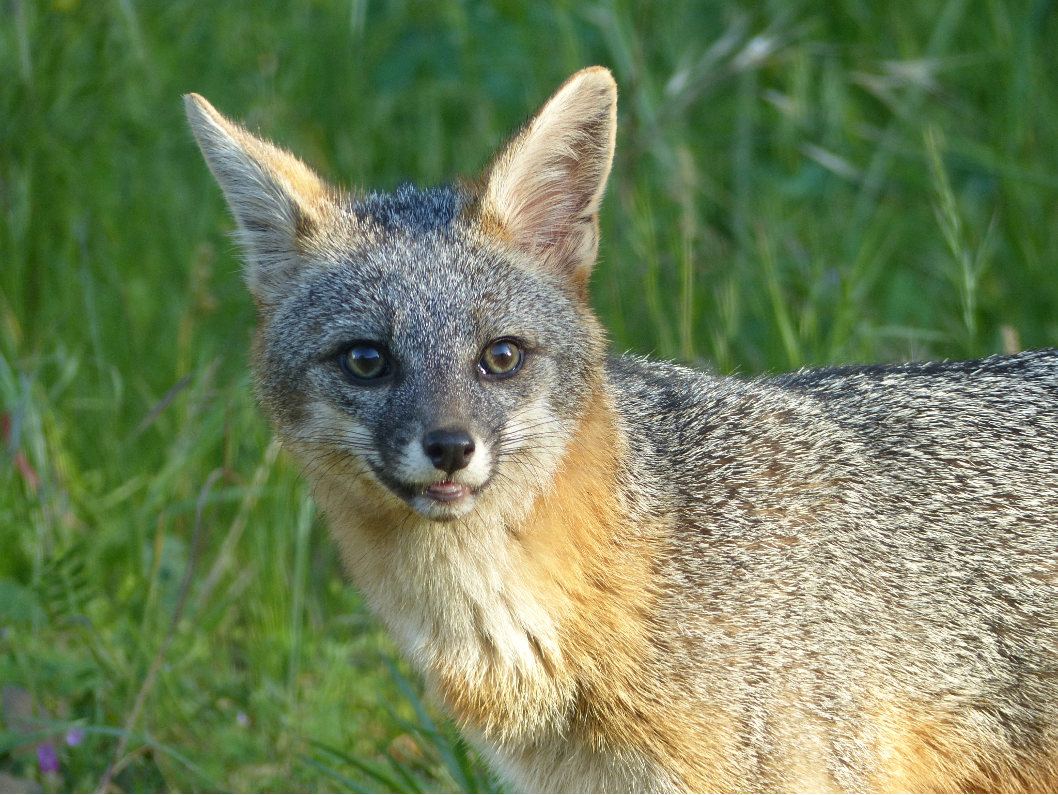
[482,67,617,294]
[184,93,336,307]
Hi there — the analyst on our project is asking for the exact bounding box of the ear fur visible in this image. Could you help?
[481,67,618,294]
[184,94,336,307]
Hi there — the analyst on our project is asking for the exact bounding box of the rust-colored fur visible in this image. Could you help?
[867,701,1058,793]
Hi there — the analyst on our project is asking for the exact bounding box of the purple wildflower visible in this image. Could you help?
[236,711,249,727]
[37,742,59,775]
[66,728,85,746]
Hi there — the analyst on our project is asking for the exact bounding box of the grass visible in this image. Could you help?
[2,0,1058,791]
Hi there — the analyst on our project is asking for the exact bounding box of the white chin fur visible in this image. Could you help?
[409,491,479,520]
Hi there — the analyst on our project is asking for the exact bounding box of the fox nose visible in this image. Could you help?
[423,429,475,475]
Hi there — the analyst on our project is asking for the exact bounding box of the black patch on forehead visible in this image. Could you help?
[350,184,460,232]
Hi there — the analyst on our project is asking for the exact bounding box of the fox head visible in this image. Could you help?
[185,68,617,524]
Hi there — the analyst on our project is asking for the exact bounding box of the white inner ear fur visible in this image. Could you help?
[483,67,618,286]
[184,93,335,306]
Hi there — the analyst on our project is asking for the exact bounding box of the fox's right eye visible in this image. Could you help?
[340,344,390,381]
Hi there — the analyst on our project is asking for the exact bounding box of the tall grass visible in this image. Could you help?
[2,0,1058,791]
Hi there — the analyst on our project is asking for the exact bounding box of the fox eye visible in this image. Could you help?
[340,344,390,381]
[479,339,523,378]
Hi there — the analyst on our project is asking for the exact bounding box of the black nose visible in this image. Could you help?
[423,429,475,474]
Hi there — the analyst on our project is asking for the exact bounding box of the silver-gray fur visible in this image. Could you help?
[609,350,1058,789]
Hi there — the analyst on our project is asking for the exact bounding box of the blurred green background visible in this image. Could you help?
[2,0,1057,791]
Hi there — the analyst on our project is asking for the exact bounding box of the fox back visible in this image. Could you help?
[186,68,1058,792]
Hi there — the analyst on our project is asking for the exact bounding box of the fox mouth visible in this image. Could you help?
[422,481,472,502]
[411,478,482,519]
[368,465,484,518]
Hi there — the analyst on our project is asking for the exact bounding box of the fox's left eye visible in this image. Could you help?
[479,339,523,378]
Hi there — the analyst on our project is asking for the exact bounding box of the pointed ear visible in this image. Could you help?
[481,67,617,294]
[184,93,337,307]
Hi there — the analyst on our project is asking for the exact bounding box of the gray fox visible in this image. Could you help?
[186,67,1058,792]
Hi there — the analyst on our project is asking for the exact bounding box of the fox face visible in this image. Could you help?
[250,189,604,521]
[185,69,617,525]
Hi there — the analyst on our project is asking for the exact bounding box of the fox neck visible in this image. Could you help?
[304,385,660,744]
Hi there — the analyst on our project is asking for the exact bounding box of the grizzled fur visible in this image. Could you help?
[612,352,1058,789]
[186,67,1058,792]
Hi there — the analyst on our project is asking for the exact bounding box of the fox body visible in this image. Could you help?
[186,68,1058,792]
